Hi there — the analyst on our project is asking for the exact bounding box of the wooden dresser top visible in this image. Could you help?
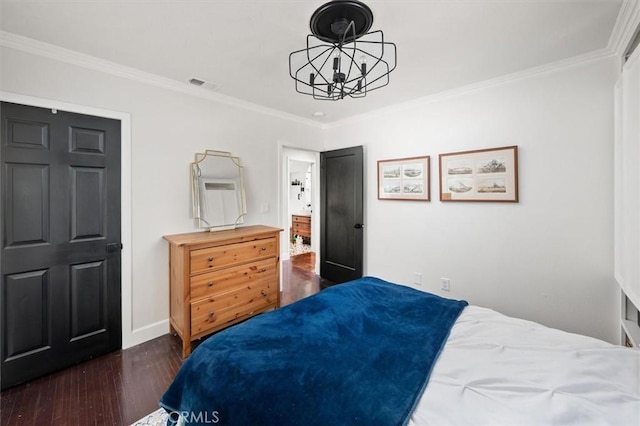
[163,225,283,247]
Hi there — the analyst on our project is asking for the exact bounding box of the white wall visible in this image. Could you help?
[323,58,619,343]
[0,43,621,345]
[0,46,323,346]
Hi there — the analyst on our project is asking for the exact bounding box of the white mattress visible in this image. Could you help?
[409,306,640,426]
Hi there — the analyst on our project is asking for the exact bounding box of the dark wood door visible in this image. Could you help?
[0,102,122,389]
[320,146,364,284]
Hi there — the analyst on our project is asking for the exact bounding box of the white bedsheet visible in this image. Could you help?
[409,306,640,426]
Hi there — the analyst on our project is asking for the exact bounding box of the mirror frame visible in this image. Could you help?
[191,150,247,232]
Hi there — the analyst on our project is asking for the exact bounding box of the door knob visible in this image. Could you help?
[354,223,364,229]
[106,243,123,252]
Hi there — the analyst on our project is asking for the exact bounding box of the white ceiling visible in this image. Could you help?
[0,0,626,124]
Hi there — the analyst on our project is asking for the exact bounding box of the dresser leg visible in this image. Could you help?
[182,339,191,358]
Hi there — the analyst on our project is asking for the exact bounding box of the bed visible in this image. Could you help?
[160,276,640,425]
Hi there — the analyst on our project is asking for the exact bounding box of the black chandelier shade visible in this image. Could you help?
[289,0,397,101]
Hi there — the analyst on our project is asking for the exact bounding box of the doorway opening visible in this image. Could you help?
[280,147,320,270]
[288,159,313,259]
[280,147,321,305]
[279,145,364,297]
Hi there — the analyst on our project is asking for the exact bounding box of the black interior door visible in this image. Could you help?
[320,146,364,284]
[0,102,122,389]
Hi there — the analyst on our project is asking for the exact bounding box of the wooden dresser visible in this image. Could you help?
[164,225,283,357]
[291,214,311,243]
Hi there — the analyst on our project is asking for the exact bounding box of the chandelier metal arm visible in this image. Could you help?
[305,37,333,79]
[332,43,395,95]
[288,1,396,101]
[305,44,334,86]
[356,31,397,76]
[290,43,337,90]
[331,19,358,99]
[289,36,396,99]
[351,45,395,87]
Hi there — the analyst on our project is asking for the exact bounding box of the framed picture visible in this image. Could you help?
[439,146,518,202]
[377,156,430,201]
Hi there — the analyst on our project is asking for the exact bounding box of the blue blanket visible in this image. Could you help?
[160,276,467,426]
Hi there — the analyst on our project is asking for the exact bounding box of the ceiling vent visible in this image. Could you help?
[188,77,220,92]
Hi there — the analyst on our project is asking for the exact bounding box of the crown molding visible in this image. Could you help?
[2,7,630,133]
[323,47,614,130]
[322,1,636,129]
[0,31,323,129]
[608,0,640,57]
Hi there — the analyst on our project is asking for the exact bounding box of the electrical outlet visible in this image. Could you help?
[441,278,450,292]
[413,273,422,285]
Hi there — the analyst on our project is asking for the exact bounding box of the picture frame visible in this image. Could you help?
[377,156,430,201]
[439,146,518,202]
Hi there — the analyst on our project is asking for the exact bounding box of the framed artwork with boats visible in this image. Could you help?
[378,156,430,201]
[439,146,518,202]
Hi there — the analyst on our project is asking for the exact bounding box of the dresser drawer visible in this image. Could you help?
[190,258,277,300]
[191,300,275,337]
[190,283,277,336]
[293,215,310,224]
[292,222,310,233]
[190,237,277,275]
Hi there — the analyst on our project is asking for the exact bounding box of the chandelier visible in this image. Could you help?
[288,0,397,101]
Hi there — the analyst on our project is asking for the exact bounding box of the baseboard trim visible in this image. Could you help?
[124,319,170,349]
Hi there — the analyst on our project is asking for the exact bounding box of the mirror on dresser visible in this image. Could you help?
[191,150,247,231]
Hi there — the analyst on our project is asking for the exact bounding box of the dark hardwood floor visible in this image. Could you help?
[0,252,320,426]
[281,252,319,305]
[0,334,183,426]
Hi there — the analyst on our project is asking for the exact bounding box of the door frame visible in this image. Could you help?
[278,145,320,279]
[0,91,136,349]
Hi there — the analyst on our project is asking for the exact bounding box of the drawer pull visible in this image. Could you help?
[261,290,268,297]
[208,257,214,262]
[207,281,214,287]
[260,247,267,251]
[209,311,215,318]
[260,268,267,273]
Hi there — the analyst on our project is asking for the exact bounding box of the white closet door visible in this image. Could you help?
[615,45,640,345]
